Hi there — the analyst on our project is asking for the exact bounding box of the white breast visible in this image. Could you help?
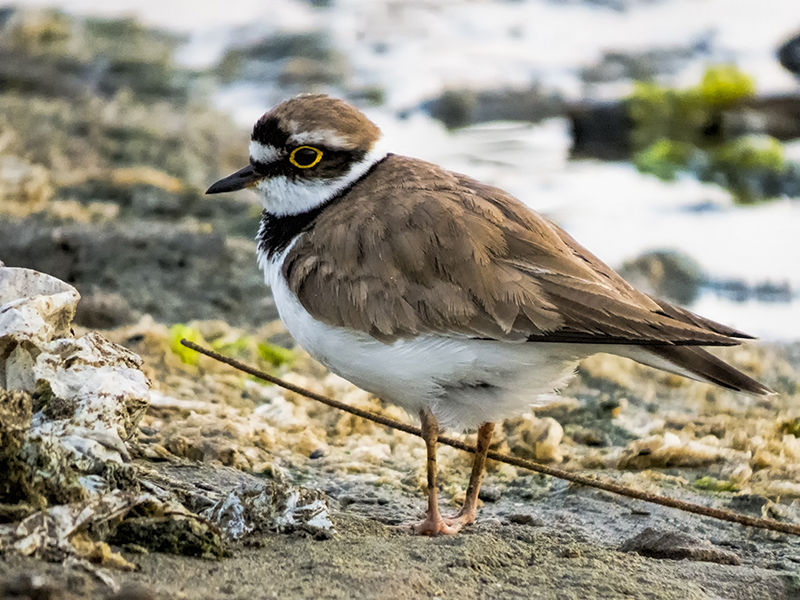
[260,243,600,430]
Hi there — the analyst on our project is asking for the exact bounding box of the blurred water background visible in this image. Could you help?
[7,0,800,340]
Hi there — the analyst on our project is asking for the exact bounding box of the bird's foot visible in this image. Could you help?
[413,508,477,536]
[413,515,461,536]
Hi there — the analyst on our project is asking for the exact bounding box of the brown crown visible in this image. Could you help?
[252,94,381,152]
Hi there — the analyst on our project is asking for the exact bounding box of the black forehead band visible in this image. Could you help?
[252,116,291,147]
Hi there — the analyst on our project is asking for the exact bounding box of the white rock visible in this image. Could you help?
[0,267,150,478]
[0,267,80,352]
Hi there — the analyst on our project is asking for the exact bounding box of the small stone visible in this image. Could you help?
[620,527,741,565]
[113,582,157,600]
[478,487,501,503]
[507,514,542,526]
[531,417,564,463]
[728,494,770,515]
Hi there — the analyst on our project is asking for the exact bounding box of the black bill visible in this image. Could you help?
[206,164,260,194]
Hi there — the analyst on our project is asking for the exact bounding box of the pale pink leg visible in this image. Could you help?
[445,421,495,527]
[413,412,495,536]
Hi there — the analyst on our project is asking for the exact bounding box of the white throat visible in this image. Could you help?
[253,138,387,217]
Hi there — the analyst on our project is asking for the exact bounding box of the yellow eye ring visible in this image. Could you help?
[289,146,323,169]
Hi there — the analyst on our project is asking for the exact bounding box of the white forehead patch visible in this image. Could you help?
[250,141,282,164]
[286,125,351,150]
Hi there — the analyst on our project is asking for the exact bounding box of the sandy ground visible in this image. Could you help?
[2,461,800,600]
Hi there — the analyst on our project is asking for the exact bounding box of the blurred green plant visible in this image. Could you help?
[256,342,295,368]
[698,64,756,108]
[168,323,295,370]
[628,64,796,204]
[693,476,738,493]
[779,417,800,437]
[168,324,205,366]
[633,139,696,181]
[706,136,787,204]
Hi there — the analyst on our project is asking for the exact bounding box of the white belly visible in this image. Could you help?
[262,246,595,430]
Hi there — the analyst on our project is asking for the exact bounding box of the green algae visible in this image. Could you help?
[168,324,205,366]
[169,323,295,371]
[628,64,796,204]
[693,476,739,493]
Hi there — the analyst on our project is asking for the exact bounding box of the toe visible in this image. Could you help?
[414,517,462,536]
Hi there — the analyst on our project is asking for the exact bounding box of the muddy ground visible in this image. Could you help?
[2,7,800,600]
[2,458,800,600]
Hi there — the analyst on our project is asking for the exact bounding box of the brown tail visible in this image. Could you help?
[647,345,774,396]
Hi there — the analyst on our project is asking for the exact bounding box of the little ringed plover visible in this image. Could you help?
[207,94,772,536]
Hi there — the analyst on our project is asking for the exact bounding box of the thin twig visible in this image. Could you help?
[180,339,800,537]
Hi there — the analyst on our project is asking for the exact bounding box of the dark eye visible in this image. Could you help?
[289,146,323,168]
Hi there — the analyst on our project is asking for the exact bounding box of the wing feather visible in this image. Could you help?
[283,155,749,346]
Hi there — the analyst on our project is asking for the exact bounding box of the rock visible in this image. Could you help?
[31,332,150,449]
[0,390,34,503]
[202,482,334,540]
[108,513,226,558]
[0,267,150,504]
[0,489,156,563]
[778,31,800,76]
[0,573,62,600]
[530,417,565,463]
[113,582,157,600]
[619,249,705,306]
[563,423,611,447]
[0,267,79,352]
[568,101,633,160]
[278,56,343,86]
[620,527,741,565]
[424,90,476,129]
[579,44,704,85]
[569,85,800,203]
[708,277,794,304]
[507,415,565,463]
[73,291,139,329]
[478,487,501,503]
[724,95,800,142]
[619,250,794,304]
[728,494,770,515]
[216,31,345,89]
[618,432,744,470]
[506,514,542,526]
[0,8,192,103]
[423,85,564,130]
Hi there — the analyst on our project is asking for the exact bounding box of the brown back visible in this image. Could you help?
[282,154,751,345]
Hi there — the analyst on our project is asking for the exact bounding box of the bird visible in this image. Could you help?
[206,93,772,536]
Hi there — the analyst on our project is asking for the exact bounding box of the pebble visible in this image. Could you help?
[479,487,501,503]
[506,514,543,527]
[619,527,741,565]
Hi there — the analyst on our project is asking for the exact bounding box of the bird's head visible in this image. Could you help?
[206,94,384,216]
